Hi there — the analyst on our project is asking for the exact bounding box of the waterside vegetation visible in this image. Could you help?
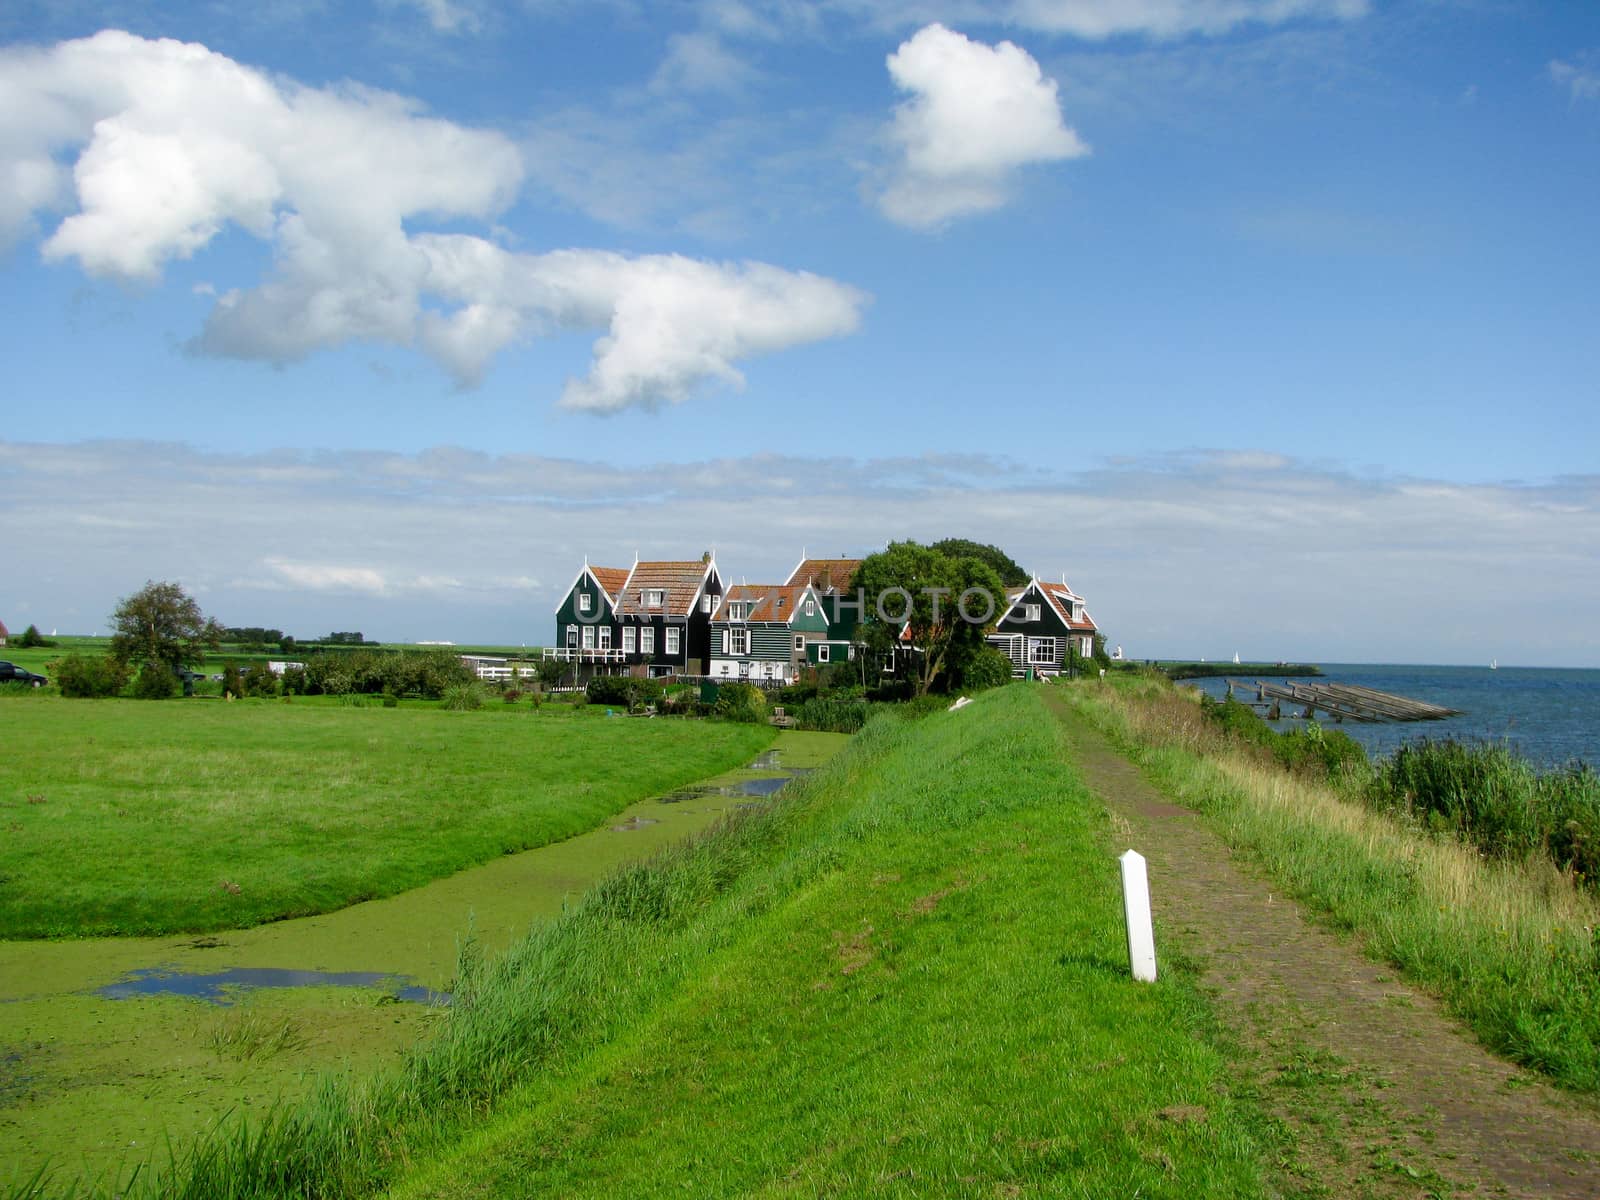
[1057,676,1600,1092]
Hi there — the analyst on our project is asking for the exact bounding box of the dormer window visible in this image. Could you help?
[645,589,664,608]
[578,592,593,614]
[729,602,746,621]
[1025,604,1041,622]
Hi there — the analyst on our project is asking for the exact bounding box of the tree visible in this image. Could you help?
[929,539,1029,587]
[109,581,224,675]
[856,541,1004,696]
[15,624,52,648]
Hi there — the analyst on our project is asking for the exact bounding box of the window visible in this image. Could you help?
[701,593,712,613]
[581,625,595,650]
[817,644,830,663]
[623,627,636,654]
[804,598,816,616]
[665,627,680,656]
[720,662,732,676]
[730,628,750,655]
[1024,603,1041,622]
[645,589,664,608]
[566,625,578,648]
[794,636,804,651]
[578,592,592,614]
[641,627,655,655]
[598,627,612,650]
[1028,637,1056,665]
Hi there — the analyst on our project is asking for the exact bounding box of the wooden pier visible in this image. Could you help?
[1225,679,1462,724]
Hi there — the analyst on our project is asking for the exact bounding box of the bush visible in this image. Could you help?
[382,693,400,708]
[220,664,244,698]
[713,681,769,724]
[55,654,129,698]
[15,624,53,648]
[243,663,279,698]
[586,676,665,710]
[954,646,1013,693]
[900,694,952,720]
[775,680,820,707]
[440,683,484,711]
[131,662,179,700]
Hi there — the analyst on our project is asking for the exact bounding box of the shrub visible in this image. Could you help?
[713,681,769,724]
[243,663,279,698]
[440,683,484,711]
[900,694,952,720]
[55,654,130,698]
[382,693,400,708]
[220,665,244,697]
[280,666,306,695]
[775,681,819,707]
[954,646,1013,693]
[131,662,179,700]
[586,676,665,710]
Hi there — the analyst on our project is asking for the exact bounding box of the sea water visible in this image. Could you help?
[1180,664,1600,769]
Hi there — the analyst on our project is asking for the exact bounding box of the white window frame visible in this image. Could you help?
[730,628,750,656]
[598,627,612,651]
[645,589,664,609]
[581,625,596,650]
[566,625,578,649]
[623,627,636,654]
[804,598,816,616]
[665,627,680,656]
[817,644,830,663]
[578,592,592,614]
[794,636,804,651]
[1025,603,1041,622]
[1028,637,1055,665]
[701,593,712,613]
[640,627,655,655]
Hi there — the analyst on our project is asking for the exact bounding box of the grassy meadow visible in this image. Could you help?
[1056,675,1600,1092]
[0,698,773,938]
[77,684,1293,1200]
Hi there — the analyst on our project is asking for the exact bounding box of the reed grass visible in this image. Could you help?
[1062,677,1600,1091]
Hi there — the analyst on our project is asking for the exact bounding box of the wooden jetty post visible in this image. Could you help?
[1226,679,1462,724]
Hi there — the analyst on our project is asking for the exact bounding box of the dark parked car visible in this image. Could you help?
[0,661,48,687]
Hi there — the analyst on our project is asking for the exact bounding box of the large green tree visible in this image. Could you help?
[856,541,1004,695]
[110,581,224,673]
[929,538,1029,587]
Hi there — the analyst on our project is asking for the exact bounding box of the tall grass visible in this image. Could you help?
[46,689,1284,1199]
[1061,677,1600,1091]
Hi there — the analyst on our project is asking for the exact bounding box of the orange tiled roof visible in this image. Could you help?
[785,557,862,592]
[589,566,630,599]
[618,561,716,617]
[712,584,818,624]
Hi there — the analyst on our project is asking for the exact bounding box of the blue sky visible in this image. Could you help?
[2,1,1596,663]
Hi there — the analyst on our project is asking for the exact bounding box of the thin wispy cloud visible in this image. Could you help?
[3,439,1594,664]
[1549,53,1600,104]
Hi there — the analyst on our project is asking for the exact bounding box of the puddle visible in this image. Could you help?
[611,816,661,831]
[656,776,792,804]
[98,967,448,1006]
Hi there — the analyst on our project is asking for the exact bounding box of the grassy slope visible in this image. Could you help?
[1060,677,1600,1092]
[386,685,1277,1199]
[131,686,1285,1199]
[0,699,772,938]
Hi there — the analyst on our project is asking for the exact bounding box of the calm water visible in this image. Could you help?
[1181,664,1600,769]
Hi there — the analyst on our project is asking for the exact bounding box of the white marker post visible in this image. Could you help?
[1119,849,1157,983]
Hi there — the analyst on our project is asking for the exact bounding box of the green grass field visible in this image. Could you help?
[0,698,773,938]
[115,685,1287,1200]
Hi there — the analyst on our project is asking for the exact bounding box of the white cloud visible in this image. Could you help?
[877,24,1087,228]
[1005,0,1369,39]
[4,439,1597,666]
[0,30,866,412]
[651,31,761,94]
[1549,55,1600,104]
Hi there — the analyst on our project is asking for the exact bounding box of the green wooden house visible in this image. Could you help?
[709,583,830,683]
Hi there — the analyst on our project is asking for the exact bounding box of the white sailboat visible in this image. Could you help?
[1232,652,1241,665]
[1490,659,1498,670]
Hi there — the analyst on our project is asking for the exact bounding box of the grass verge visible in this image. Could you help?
[29,685,1288,1199]
[0,700,772,937]
[1057,676,1600,1092]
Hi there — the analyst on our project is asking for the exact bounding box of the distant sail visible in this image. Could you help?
[1232,652,1241,665]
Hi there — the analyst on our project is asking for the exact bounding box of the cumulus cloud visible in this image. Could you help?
[4,438,1596,665]
[0,30,866,412]
[877,24,1087,228]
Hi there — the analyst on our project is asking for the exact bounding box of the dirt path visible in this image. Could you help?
[1044,691,1600,1200]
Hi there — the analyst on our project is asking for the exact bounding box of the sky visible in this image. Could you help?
[1,0,1596,664]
